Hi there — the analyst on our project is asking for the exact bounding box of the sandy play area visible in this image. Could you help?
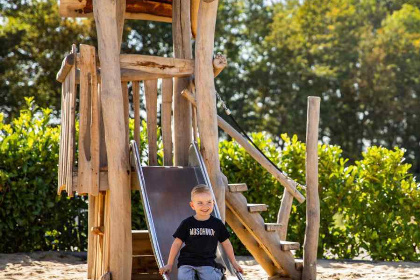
[0,252,419,279]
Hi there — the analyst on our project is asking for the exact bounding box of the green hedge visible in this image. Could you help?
[1,101,419,260]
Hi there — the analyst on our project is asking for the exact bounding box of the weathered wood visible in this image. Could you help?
[92,226,105,236]
[173,0,192,166]
[59,0,172,22]
[295,259,303,271]
[120,54,194,76]
[103,191,111,273]
[265,223,285,232]
[280,241,300,251]
[93,1,132,279]
[87,195,96,279]
[133,81,141,148]
[226,207,285,277]
[161,78,173,166]
[145,79,158,166]
[132,255,160,274]
[247,204,268,213]
[228,183,248,193]
[302,97,321,280]
[195,0,226,220]
[132,230,153,255]
[122,82,129,145]
[213,54,227,77]
[100,272,111,280]
[277,191,293,240]
[78,45,93,195]
[226,191,301,279]
[56,53,75,83]
[190,0,199,38]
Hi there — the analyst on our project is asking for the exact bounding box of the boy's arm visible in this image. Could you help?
[159,238,183,275]
[221,239,244,273]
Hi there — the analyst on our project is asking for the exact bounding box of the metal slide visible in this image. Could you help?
[130,140,244,280]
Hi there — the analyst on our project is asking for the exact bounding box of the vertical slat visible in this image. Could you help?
[161,78,173,166]
[66,44,77,197]
[277,191,293,240]
[99,83,108,168]
[62,78,70,194]
[78,45,92,195]
[58,82,64,194]
[145,79,158,166]
[103,191,111,272]
[133,81,141,148]
[122,82,129,145]
[87,195,96,279]
[303,96,321,280]
[89,46,100,197]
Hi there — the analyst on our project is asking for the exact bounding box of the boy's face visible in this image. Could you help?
[190,192,214,217]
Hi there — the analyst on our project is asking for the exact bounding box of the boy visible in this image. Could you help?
[159,184,243,280]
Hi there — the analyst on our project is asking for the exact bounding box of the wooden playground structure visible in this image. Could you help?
[56,1,321,279]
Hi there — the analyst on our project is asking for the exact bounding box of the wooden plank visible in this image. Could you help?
[145,79,158,166]
[265,223,285,233]
[247,204,268,213]
[173,0,192,167]
[78,44,92,195]
[228,183,248,193]
[225,191,301,279]
[59,0,172,22]
[226,207,284,277]
[57,81,64,194]
[133,81,141,148]
[280,241,300,251]
[132,230,153,255]
[56,53,75,83]
[161,78,173,166]
[122,82,130,145]
[120,55,194,76]
[93,1,132,279]
[103,191,111,273]
[302,97,321,280]
[295,259,303,271]
[191,0,199,38]
[132,255,159,274]
[99,83,108,168]
[87,195,96,279]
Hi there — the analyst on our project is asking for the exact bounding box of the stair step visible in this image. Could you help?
[228,183,248,192]
[247,203,268,212]
[280,241,300,251]
[264,223,284,232]
[295,259,303,271]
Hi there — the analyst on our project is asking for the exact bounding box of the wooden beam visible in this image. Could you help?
[145,79,158,166]
[56,53,75,83]
[93,1,132,279]
[302,96,321,280]
[133,81,141,148]
[161,78,173,166]
[120,55,194,77]
[195,0,226,220]
[213,54,227,77]
[190,0,199,38]
[277,191,293,240]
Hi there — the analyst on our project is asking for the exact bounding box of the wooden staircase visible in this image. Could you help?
[131,230,161,280]
[225,183,302,280]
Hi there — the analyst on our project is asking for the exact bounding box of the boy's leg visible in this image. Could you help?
[195,266,223,280]
[178,265,197,280]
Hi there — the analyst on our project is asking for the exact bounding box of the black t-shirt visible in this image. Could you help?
[173,215,230,268]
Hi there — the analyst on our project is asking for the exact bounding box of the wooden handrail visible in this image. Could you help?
[56,53,75,83]
[181,89,306,203]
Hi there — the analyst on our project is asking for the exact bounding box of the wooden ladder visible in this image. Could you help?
[225,183,303,280]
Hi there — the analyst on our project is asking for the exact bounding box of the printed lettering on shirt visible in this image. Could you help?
[189,228,215,236]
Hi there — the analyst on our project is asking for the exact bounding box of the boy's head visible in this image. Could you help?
[190,184,214,217]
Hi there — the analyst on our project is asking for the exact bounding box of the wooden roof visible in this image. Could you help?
[60,0,173,22]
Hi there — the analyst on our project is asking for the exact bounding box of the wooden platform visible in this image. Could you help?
[59,0,172,22]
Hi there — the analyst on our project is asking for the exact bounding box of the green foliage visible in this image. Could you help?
[220,133,420,261]
[0,98,87,252]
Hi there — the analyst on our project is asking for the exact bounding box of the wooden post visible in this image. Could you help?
[92,1,132,280]
[122,82,129,145]
[161,78,173,166]
[173,0,192,166]
[277,191,293,240]
[145,79,158,166]
[133,81,141,148]
[302,96,320,280]
[195,0,227,220]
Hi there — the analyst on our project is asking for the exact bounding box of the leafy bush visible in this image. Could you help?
[0,98,87,252]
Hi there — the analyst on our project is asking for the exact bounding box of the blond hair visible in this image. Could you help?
[191,184,212,201]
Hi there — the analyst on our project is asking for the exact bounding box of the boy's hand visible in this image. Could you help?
[232,262,244,274]
[159,264,173,275]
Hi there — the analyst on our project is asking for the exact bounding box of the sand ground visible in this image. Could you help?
[0,252,419,280]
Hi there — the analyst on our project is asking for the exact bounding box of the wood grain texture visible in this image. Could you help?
[133,81,141,148]
[302,97,321,280]
[161,78,173,166]
[145,79,158,166]
[277,191,293,240]
[93,1,132,279]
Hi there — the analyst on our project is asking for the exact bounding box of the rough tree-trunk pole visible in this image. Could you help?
[173,0,192,166]
[195,0,226,220]
[302,96,320,280]
[92,1,132,280]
